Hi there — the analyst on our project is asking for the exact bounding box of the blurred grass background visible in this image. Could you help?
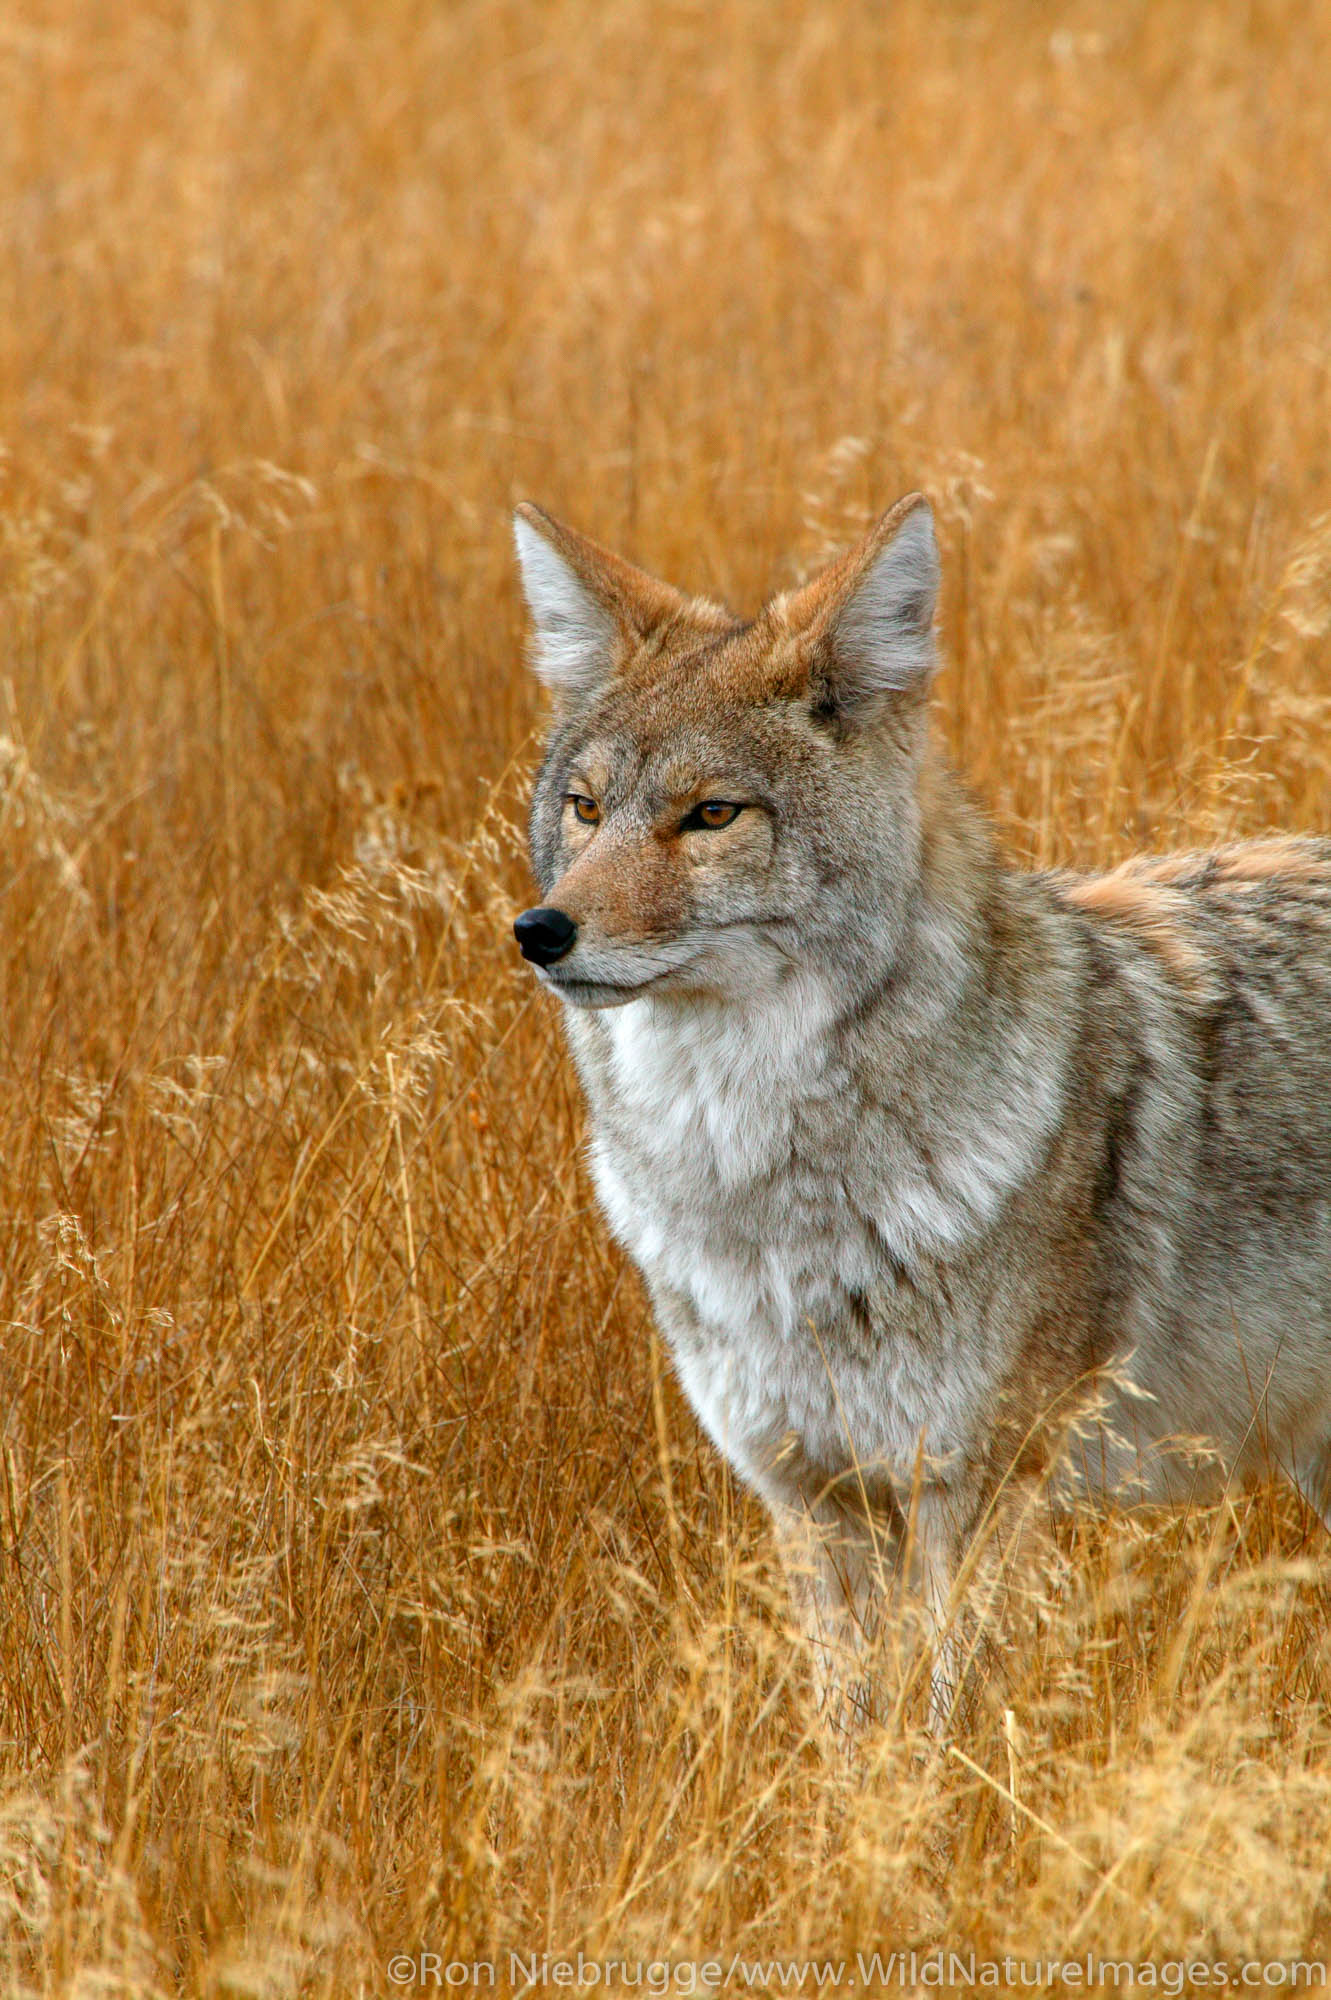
[2,0,1331,1990]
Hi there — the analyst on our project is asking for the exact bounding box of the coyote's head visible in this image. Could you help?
[512,495,941,1009]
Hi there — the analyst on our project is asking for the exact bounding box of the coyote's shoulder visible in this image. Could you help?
[511,492,1331,1721]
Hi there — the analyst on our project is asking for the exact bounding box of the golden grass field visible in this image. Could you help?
[4,0,1331,1990]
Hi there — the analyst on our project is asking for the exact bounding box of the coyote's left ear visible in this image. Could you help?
[512,503,689,701]
[783,493,940,719]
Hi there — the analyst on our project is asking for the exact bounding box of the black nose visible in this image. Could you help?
[514,905,577,966]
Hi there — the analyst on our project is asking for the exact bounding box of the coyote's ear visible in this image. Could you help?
[783,494,940,719]
[513,503,689,700]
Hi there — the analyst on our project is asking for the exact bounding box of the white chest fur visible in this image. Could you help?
[566,979,1001,1503]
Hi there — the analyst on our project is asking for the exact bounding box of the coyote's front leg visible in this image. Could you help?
[770,1474,965,1738]
[769,1494,890,1735]
[909,1483,967,1734]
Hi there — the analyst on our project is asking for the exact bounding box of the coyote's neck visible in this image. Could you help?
[846,754,1078,1256]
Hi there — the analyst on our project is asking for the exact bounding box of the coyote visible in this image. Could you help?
[511,492,1331,1725]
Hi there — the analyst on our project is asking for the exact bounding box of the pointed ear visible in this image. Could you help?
[782,494,940,719]
[512,503,690,700]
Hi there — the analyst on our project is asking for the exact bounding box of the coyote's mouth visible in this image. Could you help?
[538,964,678,1008]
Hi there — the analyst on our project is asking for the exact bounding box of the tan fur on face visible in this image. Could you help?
[550,784,774,944]
[550,821,689,942]
[609,606,811,709]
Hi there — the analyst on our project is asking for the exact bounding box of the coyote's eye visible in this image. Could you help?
[567,794,600,825]
[683,801,743,831]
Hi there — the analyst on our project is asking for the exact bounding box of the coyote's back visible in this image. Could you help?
[1043,838,1331,1511]
[509,491,1331,1721]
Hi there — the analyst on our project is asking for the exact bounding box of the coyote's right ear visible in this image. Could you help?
[513,504,689,700]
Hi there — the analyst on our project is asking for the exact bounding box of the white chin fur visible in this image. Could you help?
[546,978,645,1011]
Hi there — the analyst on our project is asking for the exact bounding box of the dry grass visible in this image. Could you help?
[3,0,1331,1990]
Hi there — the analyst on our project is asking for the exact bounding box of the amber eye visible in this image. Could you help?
[685,800,743,831]
[568,794,600,825]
